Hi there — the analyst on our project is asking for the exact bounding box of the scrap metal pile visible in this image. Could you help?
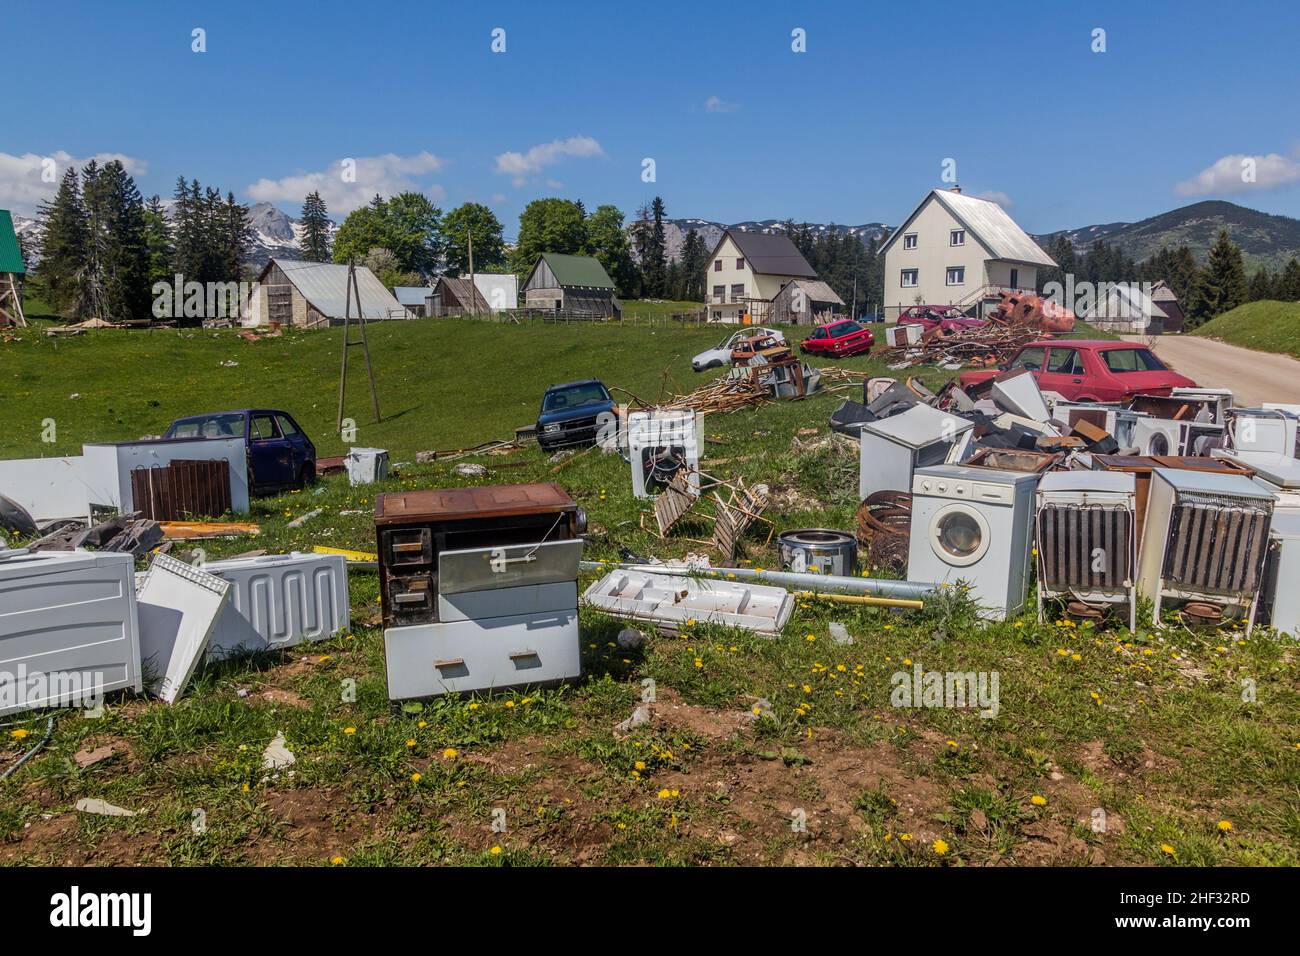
[882,292,1077,370]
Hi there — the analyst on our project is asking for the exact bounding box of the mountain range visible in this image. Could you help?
[12,199,1300,273]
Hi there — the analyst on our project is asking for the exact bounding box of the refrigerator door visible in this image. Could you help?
[437,539,583,595]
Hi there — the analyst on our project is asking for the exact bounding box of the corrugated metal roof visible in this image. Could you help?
[723,230,817,277]
[930,190,1055,267]
[270,259,409,319]
[0,209,25,275]
[880,190,1056,268]
[537,253,616,289]
[393,286,432,306]
[783,278,844,305]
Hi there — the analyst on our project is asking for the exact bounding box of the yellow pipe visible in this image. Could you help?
[794,590,924,611]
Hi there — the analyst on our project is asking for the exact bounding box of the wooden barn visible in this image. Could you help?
[243,258,410,327]
[423,276,490,317]
[522,252,621,318]
[0,209,26,328]
[771,278,846,325]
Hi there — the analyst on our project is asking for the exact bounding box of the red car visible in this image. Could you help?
[800,319,874,358]
[959,340,1196,402]
[898,304,987,333]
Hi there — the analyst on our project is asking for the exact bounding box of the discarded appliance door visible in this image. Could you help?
[582,568,794,636]
[1260,512,1300,638]
[346,447,390,486]
[136,553,231,703]
[202,552,350,660]
[0,549,142,717]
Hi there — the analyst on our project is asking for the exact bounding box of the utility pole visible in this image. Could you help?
[337,260,381,430]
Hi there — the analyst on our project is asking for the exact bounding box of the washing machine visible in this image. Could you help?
[907,464,1040,620]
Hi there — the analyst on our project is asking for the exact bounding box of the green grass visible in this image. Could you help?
[2,318,1298,867]
[1192,300,1300,360]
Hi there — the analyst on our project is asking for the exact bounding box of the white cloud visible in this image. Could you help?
[703,95,739,113]
[1176,149,1300,196]
[0,150,149,214]
[246,152,447,214]
[972,190,1013,208]
[490,192,507,204]
[493,136,604,187]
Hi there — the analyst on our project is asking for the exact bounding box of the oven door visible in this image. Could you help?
[438,538,583,594]
[927,503,991,568]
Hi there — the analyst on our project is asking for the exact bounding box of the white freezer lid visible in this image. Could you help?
[1038,471,1135,494]
[860,404,973,448]
[202,551,346,573]
[438,538,582,595]
[0,548,133,579]
[1153,467,1276,499]
[1268,512,1300,540]
[915,463,1040,487]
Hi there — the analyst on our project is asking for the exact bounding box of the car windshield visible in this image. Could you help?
[543,384,609,411]
[827,321,861,337]
[167,413,245,439]
[1101,348,1167,373]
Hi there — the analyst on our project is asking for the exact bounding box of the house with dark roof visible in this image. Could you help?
[879,187,1056,320]
[0,209,26,328]
[522,252,621,318]
[243,258,410,327]
[423,276,490,317]
[703,229,843,324]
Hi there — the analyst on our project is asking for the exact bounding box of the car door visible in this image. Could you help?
[248,412,292,491]
[1039,346,1086,399]
[806,328,828,353]
[275,413,311,478]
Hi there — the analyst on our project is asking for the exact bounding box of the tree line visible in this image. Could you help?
[1039,231,1300,328]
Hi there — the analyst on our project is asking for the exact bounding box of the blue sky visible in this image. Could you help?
[5,0,1300,236]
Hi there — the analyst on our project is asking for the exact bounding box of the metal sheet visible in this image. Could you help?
[437,539,583,595]
[136,553,230,703]
[0,550,142,716]
[203,552,350,659]
[582,569,794,635]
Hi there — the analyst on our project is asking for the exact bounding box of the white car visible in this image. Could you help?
[691,327,787,371]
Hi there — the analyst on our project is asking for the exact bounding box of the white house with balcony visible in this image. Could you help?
[879,187,1055,320]
[703,229,843,324]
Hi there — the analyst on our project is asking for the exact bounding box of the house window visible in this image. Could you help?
[900,269,918,288]
[903,233,918,250]
[946,266,965,286]
[731,283,745,300]
[1009,268,1019,289]
[714,260,722,271]
[712,284,725,302]
[950,229,965,246]
[736,257,745,270]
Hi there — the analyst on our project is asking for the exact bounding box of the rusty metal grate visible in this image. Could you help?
[1039,502,1131,591]
[1164,495,1271,595]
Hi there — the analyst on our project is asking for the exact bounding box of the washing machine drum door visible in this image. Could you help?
[929,503,991,567]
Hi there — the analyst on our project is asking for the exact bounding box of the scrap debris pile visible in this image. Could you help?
[882,292,1077,370]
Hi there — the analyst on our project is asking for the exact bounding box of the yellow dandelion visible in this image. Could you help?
[490,846,502,855]
[405,739,416,748]
[442,747,458,759]
[9,729,30,740]
[330,855,345,865]
[343,726,357,735]
[1217,820,1233,832]
[1160,843,1176,856]
[1031,794,1047,806]
[658,788,671,799]
[634,761,646,771]
[933,838,950,855]
[504,700,515,708]
[411,772,422,782]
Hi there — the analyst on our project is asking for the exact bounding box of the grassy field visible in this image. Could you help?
[1192,300,1300,360]
[2,318,1298,867]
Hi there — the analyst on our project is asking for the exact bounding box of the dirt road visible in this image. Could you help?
[1121,335,1300,406]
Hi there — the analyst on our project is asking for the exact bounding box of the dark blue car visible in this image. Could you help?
[536,380,617,452]
[164,409,317,494]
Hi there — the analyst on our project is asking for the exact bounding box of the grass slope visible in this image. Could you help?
[2,319,1297,867]
[1192,300,1300,360]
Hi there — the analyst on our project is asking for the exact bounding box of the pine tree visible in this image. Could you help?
[33,167,89,316]
[143,195,174,288]
[1247,266,1275,301]
[171,177,203,282]
[223,192,251,283]
[299,191,332,262]
[1276,258,1300,301]
[93,160,150,323]
[1189,230,1247,327]
[638,196,668,298]
[678,228,707,302]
